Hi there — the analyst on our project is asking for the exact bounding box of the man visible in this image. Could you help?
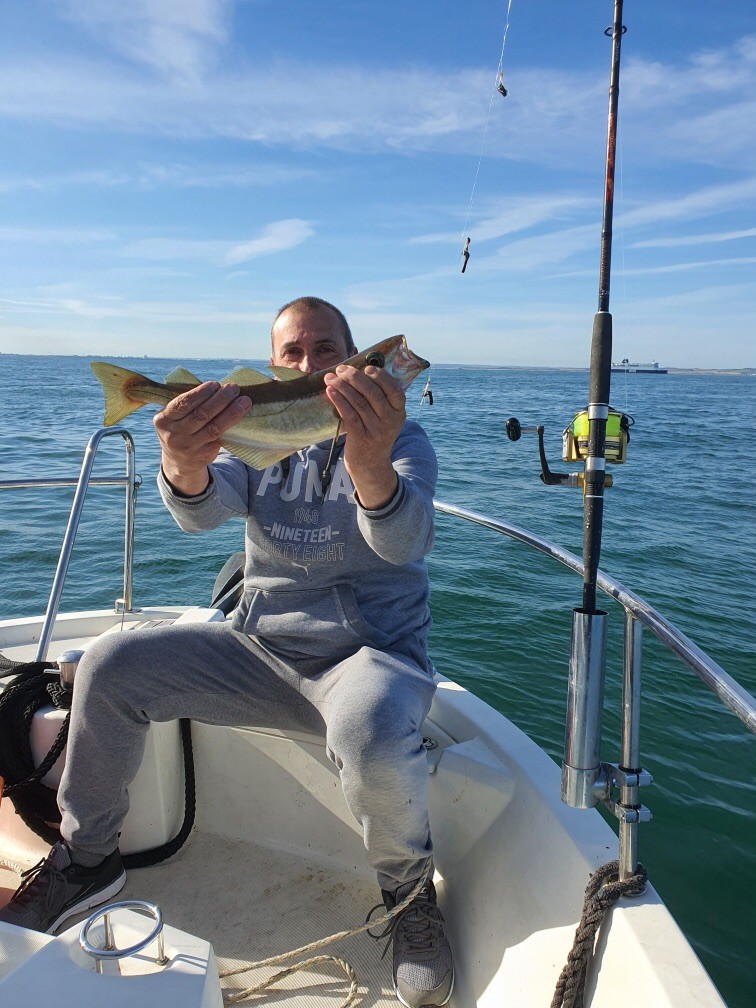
[0,297,454,1008]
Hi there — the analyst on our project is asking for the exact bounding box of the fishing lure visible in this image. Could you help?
[461,237,471,274]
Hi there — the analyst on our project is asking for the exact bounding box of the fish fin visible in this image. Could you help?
[220,438,292,470]
[90,362,149,426]
[164,366,201,384]
[268,365,302,381]
[220,367,271,386]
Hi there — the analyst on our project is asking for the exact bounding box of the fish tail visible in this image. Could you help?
[90,362,152,425]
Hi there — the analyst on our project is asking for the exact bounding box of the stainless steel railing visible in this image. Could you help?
[0,427,141,662]
[433,500,756,734]
[433,499,756,883]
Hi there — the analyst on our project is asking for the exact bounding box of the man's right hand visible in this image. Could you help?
[154,382,252,496]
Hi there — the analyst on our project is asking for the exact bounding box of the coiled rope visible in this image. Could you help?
[0,659,69,844]
[219,869,430,1007]
[0,656,196,870]
[551,859,648,1008]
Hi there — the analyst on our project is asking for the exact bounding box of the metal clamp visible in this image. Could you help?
[607,801,653,825]
[609,765,653,789]
[80,900,168,974]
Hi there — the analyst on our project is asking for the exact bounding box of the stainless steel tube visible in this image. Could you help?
[0,477,130,490]
[121,433,138,614]
[562,609,608,808]
[619,612,643,880]
[34,428,137,662]
[621,612,642,771]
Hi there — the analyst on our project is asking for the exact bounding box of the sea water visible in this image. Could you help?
[0,354,754,1006]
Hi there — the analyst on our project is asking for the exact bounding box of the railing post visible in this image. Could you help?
[120,434,138,614]
[35,428,137,662]
[619,611,643,880]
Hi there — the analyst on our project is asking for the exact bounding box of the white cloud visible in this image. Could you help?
[120,219,313,265]
[225,220,313,265]
[631,227,756,249]
[0,163,315,194]
[0,169,129,193]
[618,177,756,230]
[411,195,596,245]
[56,0,232,81]
[0,293,270,326]
[614,256,756,277]
[0,34,753,168]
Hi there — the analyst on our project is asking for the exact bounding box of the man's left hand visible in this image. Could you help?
[323,364,405,509]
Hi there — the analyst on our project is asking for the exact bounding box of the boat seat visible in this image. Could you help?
[2,608,456,865]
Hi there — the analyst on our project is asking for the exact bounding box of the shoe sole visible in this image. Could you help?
[49,869,127,934]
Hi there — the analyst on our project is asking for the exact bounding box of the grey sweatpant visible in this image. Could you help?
[57,620,437,892]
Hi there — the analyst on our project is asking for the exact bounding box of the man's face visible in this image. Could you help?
[270,307,352,375]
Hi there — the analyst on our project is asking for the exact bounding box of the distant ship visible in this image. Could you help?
[611,358,668,374]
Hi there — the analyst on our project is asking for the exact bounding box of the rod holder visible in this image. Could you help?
[562,608,608,808]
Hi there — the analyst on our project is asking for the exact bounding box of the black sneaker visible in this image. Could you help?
[0,841,126,933]
[376,878,455,1008]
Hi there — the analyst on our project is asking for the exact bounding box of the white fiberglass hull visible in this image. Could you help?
[0,607,725,1008]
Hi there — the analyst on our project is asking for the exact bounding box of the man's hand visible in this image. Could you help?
[155,382,251,496]
[323,364,405,509]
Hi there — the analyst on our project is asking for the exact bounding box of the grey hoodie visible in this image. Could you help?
[158,420,437,662]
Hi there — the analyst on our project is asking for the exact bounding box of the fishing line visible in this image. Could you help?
[460,0,515,244]
[421,0,515,392]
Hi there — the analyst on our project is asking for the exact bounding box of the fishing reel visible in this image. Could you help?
[505,409,632,491]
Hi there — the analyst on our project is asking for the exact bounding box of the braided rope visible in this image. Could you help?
[219,867,430,1006]
[224,954,358,1008]
[551,860,648,1008]
[3,718,69,797]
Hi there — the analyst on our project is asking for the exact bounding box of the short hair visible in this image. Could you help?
[271,296,355,354]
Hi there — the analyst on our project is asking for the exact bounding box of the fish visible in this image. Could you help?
[90,335,430,470]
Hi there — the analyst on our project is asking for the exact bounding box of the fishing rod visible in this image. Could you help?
[505,2,651,906]
[557,0,628,813]
[505,3,629,541]
[582,0,624,616]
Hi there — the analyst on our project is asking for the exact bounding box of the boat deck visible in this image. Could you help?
[1,831,400,1008]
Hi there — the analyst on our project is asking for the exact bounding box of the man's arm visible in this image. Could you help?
[353,421,437,565]
[322,364,436,564]
[154,380,252,496]
[323,364,406,510]
[155,380,254,532]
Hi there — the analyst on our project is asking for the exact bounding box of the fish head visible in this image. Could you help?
[349,335,430,392]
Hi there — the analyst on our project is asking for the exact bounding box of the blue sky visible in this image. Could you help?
[0,0,754,367]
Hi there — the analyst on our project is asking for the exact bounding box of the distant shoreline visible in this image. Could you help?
[0,352,753,376]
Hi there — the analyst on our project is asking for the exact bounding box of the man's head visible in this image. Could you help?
[270,296,356,375]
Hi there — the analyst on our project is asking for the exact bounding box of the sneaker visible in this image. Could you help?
[0,841,126,934]
[377,878,455,1008]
